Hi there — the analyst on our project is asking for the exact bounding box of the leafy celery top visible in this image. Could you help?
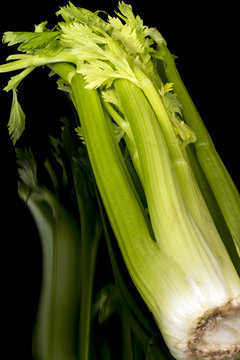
[0,1,194,149]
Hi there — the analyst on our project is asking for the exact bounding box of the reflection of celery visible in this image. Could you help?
[16,121,102,360]
[1,3,240,360]
[17,148,81,360]
[71,148,102,360]
[60,120,103,360]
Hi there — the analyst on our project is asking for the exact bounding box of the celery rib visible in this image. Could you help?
[70,73,168,325]
[160,44,240,257]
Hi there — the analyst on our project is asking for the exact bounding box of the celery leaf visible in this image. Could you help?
[3,30,60,55]
[163,92,196,146]
[110,1,155,65]
[101,88,122,109]
[57,1,111,32]
[75,127,85,144]
[4,66,35,92]
[8,90,25,145]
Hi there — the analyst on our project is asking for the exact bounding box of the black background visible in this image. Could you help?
[0,1,239,358]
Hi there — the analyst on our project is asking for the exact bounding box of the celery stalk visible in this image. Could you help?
[72,155,102,360]
[1,3,240,360]
[155,41,240,256]
[71,73,240,359]
[70,72,168,328]
[185,143,240,274]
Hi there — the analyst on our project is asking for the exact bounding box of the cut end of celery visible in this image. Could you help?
[188,297,240,360]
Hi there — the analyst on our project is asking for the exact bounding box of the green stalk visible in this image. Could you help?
[113,78,240,360]
[78,221,101,360]
[70,71,240,360]
[159,43,240,256]
[122,311,134,360]
[48,63,76,84]
[47,62,103,360]
[18,183,81,360]
[70,72,167,329]
[133,66,182,164]
[72,160,102,360]
[101,100,143,180]
[133,65,235,264]
[186,143,240,273]
[97,188,152,352]
[102,101,144,182]
[123,134,142,184]
[114,78,221,264]
[102,101,134,142]
[25,196,55,360]
[0,53,77,74]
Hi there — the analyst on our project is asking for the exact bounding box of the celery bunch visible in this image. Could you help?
[1,2,240,360]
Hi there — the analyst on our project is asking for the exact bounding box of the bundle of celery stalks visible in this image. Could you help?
[1,2,239,360]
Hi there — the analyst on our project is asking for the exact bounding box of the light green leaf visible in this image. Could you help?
[34,21,49,33]
[163,92,196,146]
[146,27,167,48]
[101,88,122,108]
[117,2,144,31]
[162,82,174,95]
[163,91,182,116]
[57,14,139,88]
[109,19,144,55]
[3,30,60,54]
[4,66,35,92]
[8,90,25,145]
[107,2,155,73]
[59,21,108,47]
[112,123,125,143]
[56,78,72,93]
[57,1,111,32]
[75,126,85,144]
[79,60,118,89]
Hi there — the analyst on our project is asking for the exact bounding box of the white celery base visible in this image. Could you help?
[188,298,240,360]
